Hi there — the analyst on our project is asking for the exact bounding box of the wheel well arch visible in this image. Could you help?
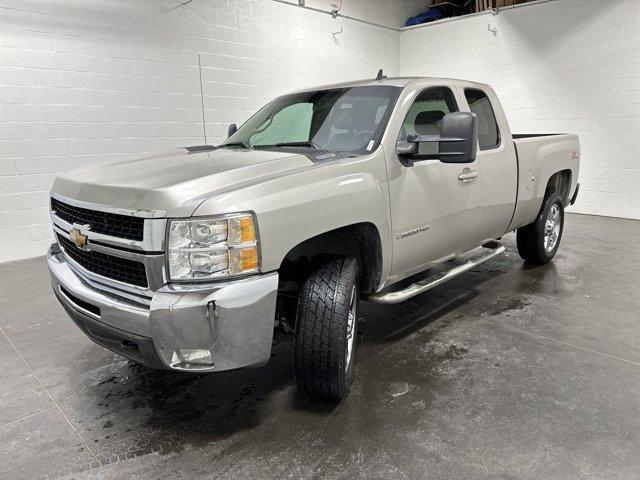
[278,222,383,295]
[545,169,572,205]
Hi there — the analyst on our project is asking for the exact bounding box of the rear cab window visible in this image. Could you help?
[464,88,500,150]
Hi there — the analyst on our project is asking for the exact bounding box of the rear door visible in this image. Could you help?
[459,86,518,241]
[386,86,483,282]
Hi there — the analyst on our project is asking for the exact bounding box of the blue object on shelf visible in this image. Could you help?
[405,8,442,27]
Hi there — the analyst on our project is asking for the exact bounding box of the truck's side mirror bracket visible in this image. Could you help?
[396,112,478,166]
[396,141,418,166]
[396,141,418,156]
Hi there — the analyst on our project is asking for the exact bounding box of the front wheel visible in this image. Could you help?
[294,257,359,400]
[517,192,565,265]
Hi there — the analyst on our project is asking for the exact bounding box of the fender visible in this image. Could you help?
[193,152,393,289]
[509,134,580,231]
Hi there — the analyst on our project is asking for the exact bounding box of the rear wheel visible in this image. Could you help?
[517,192,564,265]
[294,257,359,400]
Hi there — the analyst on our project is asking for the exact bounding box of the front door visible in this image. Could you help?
[386,86,483,283]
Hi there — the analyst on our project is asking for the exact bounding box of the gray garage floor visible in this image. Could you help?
[1,213,640,480]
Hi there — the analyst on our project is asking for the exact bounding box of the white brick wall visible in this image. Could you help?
[0,0,417,263]
[2,0,638,263]
[399,0,640,220]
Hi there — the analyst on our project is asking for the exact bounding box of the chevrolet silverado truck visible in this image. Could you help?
[48,76,580,400]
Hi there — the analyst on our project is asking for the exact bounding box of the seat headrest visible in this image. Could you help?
[414,110,445,131]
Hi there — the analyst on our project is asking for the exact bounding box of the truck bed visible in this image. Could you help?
[508,133,580,232]
[512,133,566,139]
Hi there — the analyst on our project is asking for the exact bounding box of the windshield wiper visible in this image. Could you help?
[221,140,251,149]
[256,141,318,149]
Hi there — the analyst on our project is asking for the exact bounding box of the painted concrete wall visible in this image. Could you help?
[2,0,638,263]
[400,0,640,219]
[0,0,410,262]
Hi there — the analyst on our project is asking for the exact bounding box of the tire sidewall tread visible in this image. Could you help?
[517,192,565,265]
[294,257,359,400]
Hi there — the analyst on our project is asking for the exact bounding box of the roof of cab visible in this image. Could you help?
[291,76,488,93]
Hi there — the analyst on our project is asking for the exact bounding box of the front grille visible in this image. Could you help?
[57,234,148,288]
[51,197,144,241]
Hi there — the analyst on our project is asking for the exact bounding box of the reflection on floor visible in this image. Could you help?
[1,213,640,479]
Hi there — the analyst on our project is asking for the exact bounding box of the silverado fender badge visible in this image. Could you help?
[397,225,430,240]
[69,224,90,250]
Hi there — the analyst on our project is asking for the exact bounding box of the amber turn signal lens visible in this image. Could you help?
[239,217,256,243]
[240,247,259,271]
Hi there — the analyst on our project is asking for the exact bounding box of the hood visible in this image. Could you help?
[52,147,316,217]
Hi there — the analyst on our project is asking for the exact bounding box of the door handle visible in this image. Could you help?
[458,170,479,181]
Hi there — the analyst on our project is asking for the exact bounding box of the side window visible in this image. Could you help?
[399,86,458,156]
[251,103,312,145]
[401,87,458,138]
[464,88,500,150]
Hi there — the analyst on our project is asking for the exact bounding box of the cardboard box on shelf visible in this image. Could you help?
[477,0,530,11]
[475,0,493,11]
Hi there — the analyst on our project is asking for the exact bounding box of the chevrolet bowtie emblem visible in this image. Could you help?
[69,225,89,250]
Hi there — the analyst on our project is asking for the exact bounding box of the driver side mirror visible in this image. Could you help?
[396,112,478,165]
[227,123,238,138]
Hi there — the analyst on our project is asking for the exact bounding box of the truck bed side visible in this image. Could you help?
[507,133,580,232]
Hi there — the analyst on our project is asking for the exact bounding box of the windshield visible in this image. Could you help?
[223,85,400,154]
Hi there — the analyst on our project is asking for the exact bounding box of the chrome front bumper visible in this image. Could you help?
[47,244,279,372]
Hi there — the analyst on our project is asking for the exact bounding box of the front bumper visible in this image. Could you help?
[47,243,278,372]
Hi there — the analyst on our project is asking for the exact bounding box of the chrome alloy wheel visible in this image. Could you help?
[544,203,561,253]
[345,285,357,372]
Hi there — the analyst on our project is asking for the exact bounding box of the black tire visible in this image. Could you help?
[294,257,359,400]
[517,192,565,265]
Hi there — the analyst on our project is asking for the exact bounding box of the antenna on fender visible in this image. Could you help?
[197,54,207,144]
[375,68,387,81]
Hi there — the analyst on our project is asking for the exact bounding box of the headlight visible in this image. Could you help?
[167,213,259,281]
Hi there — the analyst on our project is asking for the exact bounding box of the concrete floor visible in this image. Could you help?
[1,213,640,479]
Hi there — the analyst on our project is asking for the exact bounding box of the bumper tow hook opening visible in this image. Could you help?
[205,300,218,321]
[121,339,139,350]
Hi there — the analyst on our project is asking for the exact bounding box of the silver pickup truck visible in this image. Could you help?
[48,75,580,400]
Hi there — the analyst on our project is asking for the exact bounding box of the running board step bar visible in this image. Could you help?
[366,241,506,304]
